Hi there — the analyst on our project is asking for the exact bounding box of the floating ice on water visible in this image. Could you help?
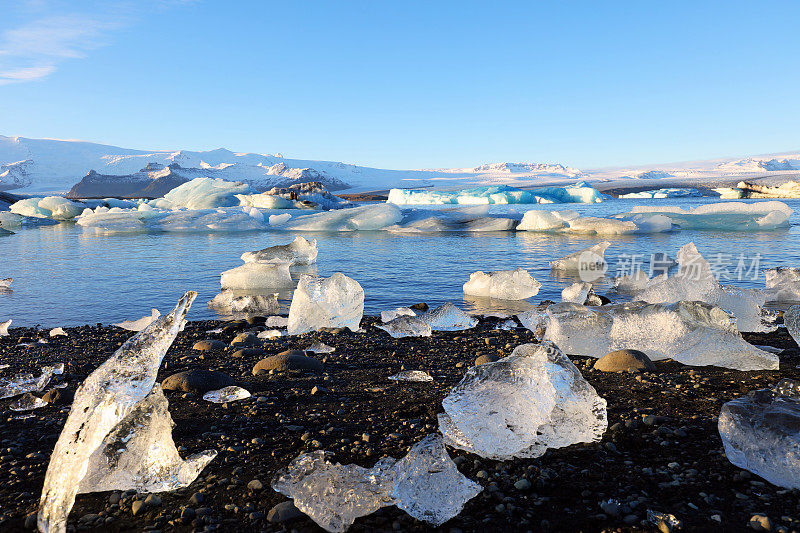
[235,193,295,209]
[438,343,607,460]
[0,277,11,288]
[380,307,416,323]
[8,392,48,411]
[269,213,292,226]
[159,177,254,209]
[203,386,251,403]
[49,328,67,337]
[257,329,283,339]
[0,319,10,336]
[208,290,279,315]
[265,315,289,328]
[287,273,364,335]
[562,282,592,303]
[617,201,792,231]
[241,236,318,265]
[544,300,779,370]
[517,209,578,231]
[0,364,61,399]
[76,204,269,233]
[387,182,604,205]
[113,309,161,332]
[285,204,402,231]
[419,302,478,331]
[307,341,335,354]
[764,267,800,302]
[549,242,610,281]
[387,434,480,525]
[377,316,433,338]
[37,291,214,533]
[220,262,293,290]
[619,188,702,199]
[718,381,800,489]
[638,243,775,332]
[388,370,433,382]
[10,197,85,220]
[463,268,541,300]
[273,434,479,532]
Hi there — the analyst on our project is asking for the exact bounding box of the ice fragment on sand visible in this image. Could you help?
[241,236,318,265]
[266,315,289,328]
[37,291,212,533]
[113,309,161,332]
[0,319,10,336]
[419,302,477,331]
[562,282,592,303]
[718,381,800,489]
[377,316,432,338]
[544,301,778,370]
[380,307,416,323]
[438,343,607,460]
[9,392,48,411]
[307,341,335,354]
[287,273,364,335]
[272,434,479,532]
[220,262,293,290]
[0,277,11,288]
[462,268,541,300]
[549,242,610,281]
[0,364,60,399]
[49,328,67,337]
[208,290,279,315]
[388,370,433,382]
[257,329,283,339]
[765,267,800,302]
[203,386,251,403]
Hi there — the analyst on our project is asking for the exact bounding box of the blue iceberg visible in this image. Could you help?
[387,182,605,205]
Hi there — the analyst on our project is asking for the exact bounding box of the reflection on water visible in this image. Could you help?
[2,197,800,327]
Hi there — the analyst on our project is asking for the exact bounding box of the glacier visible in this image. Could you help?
[462,268,541,300]
[387,182,605,205]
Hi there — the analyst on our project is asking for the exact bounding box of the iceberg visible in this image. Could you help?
[718,381,800,489]
[203,386,252,403]
[38,292,214,533]
[637,243,775,332]
[113,309,161,332]
[235,192,295,209]
[9,196,85,220]
[419,302,478,331]
[284,204,402,231]
[764,267,800,302]
[387,182,605,205]
[272,434,479,532]
[619,188,702,199]
[207,290,280,316]
[377,316,432,338]
[517,209,578,231]
[617,201,792,231]
[438,343,607,460]
[287,273,364,335]
[220,261,293,290]
[543,301,779,370]
[158,177,255,210]
[549,242,610,281]
[241,236,318,265]
[76,204,269,233]
[462,268,541,300]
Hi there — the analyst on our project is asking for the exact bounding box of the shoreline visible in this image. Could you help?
[1,315,800,532]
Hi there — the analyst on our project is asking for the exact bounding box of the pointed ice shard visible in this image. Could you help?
[202,386,251,403]
[439,343,607,460]
[38,291,200,533]
[388,370,433,382]
[0,319,10,336]
[718,381,800,489]
[387,434,480,525]
[562,282,592,303]
[287,273,364,335]
[419,303,477,331]
[113,309,161,332]
[241,236,318,265]
[0,364,60,399]
[784,305,800,346]
[377,316,432,338]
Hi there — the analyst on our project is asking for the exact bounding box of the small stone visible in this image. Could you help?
[189,492,205,505]
[594,349,656,372]
[192,339,225,352]
[144,494,161,507]
[513,479,531,490]
[247,479,264,491]
[252,350,323,374]
[749,514,772,532]
[474,354,499,366]
[410,302,429,312]
[267,501,303,523]
[162,370,235,394]
[231,332,258,347]
[131,500,145,516]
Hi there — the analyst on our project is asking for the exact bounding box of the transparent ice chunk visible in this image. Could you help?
[549,242,610,281]
[113,309,161,332]
[0,364,60,399]
[8,392,48,411]
[462,268,541,300]
[388,370,433,382]
[207,289,279,316]
[241,236,318,265]
[202,386,252,403]
[0,319,10,336]
[419,303,478,331]
[220,261,293,290]
[0,277,11,288]
[307,341,335,354]
[439,343,607,460]
[380,307,416,323]
[287,273,364,335]
[561,282,592,303]
[377,316,432,338]
[765,267,800,302]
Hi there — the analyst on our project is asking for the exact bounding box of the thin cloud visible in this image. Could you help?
[0,65,56,85]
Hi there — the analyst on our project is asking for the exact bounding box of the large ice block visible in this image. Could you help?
[241,236,318,265]
[764,267,800,302]
[463,268,541,300]
[439,343,607,460]
[207,290,280,316]
[160,177,255,209]
[220,262,293,290]
[287,273,364,334]
[10,197,85,220]
[284,204,402,231]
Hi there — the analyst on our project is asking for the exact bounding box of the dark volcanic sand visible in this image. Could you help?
[1,316,799,533]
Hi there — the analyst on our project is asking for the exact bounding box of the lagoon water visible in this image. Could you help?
[1,197,799,327]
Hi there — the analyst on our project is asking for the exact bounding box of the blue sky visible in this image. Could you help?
[1,0,799,170]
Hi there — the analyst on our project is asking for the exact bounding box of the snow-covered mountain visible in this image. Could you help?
[2,134,800,195]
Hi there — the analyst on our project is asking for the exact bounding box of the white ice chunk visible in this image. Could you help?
[10,197,85,220]
[287,273,364,335]
[549,242,610,281]
[613,270,650,294]
[719,382,800,489]
[0,277,11,288]
[307,341,335,354]
[285,204,402,231]
[203,386,251,403]
[388,370,433,382]
[562,282,592,303]
[0,319,10,336]
[161,177,254,209]
[241,236,318,265]
[517,209,575,231]
[419,302,478,331]
[37,291,211,533]
[377,316,433,338]
[9,392,48,411]
[544,300,779,370]
[257,329,283,339]
[220,262,293,290]
[463,268,541,300]
[764,267,800,302]
[265,315,289,328]
[269,213,292,226]
[439,343,607,460]
[0,364,60,399]
[620,188,702,199]
[49,328,67,337]
[619,201,792,230]
[113,309,161,332]
[380,307,416,323]
[235,192,295,209]
[207,290,279,315]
